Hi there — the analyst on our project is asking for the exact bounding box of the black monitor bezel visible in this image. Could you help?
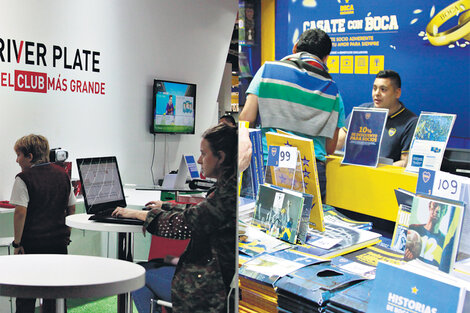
[150,79,197,134]
[76,156,127,214]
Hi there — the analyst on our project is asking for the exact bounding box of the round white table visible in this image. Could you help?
[66,213,144,313]
[0,254,145,313]
[66,213,143,261]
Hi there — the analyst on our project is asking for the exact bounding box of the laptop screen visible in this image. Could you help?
[76,156,127,214]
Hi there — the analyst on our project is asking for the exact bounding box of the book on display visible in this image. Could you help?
[367,261,467,313]
[251,184,305,244]
[266,131,325,232]
[404,195,464,273]
[274,262,366,311]
[330,244,404,279]
[293,222,381,259]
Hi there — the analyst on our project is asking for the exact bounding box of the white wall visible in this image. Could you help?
[0,0,238,198]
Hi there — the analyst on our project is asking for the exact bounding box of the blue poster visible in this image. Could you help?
[279,1,470,148]
[184,155,200,179]
[342,107,388,167]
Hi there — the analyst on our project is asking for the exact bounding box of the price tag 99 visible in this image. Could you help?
[278,146,298,169]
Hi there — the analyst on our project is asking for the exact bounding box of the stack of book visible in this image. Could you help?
[325,279,374,313]
[239,249,324,313]
[239,196,256,223]
[274,262,366,312]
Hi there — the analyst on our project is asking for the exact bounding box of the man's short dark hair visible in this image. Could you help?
[376,70,401,89]
[219,114,236,126]
[296,29,332,59]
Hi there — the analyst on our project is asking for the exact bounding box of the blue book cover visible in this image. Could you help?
[342,107,388,167]
[238,248,325,286]
[328,279,375,313]
[249,129,260,198]
[252,128,265,185]
[274,262,366,307]
[367,262,466,313]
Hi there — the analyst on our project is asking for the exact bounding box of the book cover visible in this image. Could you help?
[323,205,372,230]
[342,107,388,167]
[367,262,467,313]
[274,262,366,308]
[327,279,375,313]
[406,112,456,173]
[239,222,291,257]
[404,195,464,273]
[298,192,313,244]
[266,131,325,232]
[252,184,305,244]
[294,222,381,259]
[390,204,412,253]
[239,248,325,286]
[331,244,404,279]
[249,129,261,198]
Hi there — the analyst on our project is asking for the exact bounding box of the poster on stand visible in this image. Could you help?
[405,112,456,173]
[342,107,388,167]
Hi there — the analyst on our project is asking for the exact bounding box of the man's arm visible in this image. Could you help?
[336,127,347,151]
[238,127,252,172]
[239,94,259,127]
[326,128,340,155]
[393,153,409,167]
[13,205,27,254]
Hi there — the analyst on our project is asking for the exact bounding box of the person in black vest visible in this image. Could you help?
[10,134,76,313]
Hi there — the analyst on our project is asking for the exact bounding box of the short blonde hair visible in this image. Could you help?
[14,134,50,164]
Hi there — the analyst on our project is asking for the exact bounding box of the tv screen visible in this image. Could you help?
[151,79,196,134]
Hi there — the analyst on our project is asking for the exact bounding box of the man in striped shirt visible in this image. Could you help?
[239,28,345,200]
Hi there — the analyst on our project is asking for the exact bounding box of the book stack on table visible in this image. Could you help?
[239,249,325,313]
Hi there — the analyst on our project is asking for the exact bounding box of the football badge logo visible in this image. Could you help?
[365,113,371,119]
[389,128,397,136]
[271,146,277,156]
[422,171,431,183]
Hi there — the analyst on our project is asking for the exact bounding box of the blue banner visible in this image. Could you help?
[278,0,470,148]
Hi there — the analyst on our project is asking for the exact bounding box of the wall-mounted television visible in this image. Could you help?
[151,79,196,134]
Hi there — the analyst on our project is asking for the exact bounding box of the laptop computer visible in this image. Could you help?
[76,156,143,225]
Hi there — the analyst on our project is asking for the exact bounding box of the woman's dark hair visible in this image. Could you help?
[202,123,237,179]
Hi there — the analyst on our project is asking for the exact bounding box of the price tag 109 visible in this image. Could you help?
[417,168,468,201]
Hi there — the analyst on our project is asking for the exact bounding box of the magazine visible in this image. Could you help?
[406,112,456,173]
[294,222,381,259]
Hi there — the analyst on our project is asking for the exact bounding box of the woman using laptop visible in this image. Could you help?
[113,123,237,312]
